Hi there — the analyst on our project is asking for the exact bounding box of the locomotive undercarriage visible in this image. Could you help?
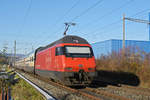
[64,70,96,86]
[35,69,96,86]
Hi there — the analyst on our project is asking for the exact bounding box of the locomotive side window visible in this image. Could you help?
[56,47,64,56]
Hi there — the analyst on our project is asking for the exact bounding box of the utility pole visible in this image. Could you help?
[10,49,13,66]
[24,48,27,55]
[122,14,150,54]
[31,44,34,51]
[2,42,8,56]
[63,22,76,36]
[14,40,16,67]
[123,14,125,52]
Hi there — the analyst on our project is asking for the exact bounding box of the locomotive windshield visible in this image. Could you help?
[56,46,94,57]
[65,46,93,58]
[65,46,90,53]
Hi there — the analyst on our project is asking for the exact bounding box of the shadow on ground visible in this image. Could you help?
[91,70,140,87]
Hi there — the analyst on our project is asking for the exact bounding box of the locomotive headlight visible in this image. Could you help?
[65,67,72,70]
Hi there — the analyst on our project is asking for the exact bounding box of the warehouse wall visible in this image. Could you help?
[91,40,112,58]
[92,39,150,58]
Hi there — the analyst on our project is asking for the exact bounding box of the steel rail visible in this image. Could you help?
[15,71,56,100]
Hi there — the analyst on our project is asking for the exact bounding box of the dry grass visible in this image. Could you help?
[96,47,150,88]
[0,65,44,100]
[11,78,45,100]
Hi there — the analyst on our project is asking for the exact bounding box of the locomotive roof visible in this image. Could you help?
[36,35,89,52]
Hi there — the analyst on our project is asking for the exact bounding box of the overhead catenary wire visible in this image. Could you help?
[18,0,32,34]
[71,0,104,22]
[19,1,150,54]
[15,0,33,54]
[80,8,150,39]
[46,0,80,32]
[33,0,81,48]
[2,1,33,54]
[41,0,104,44]
[50,0,103,30]
[33,0,104,50]
[72,0,135,34]
[129,8,150,17]
[42,0,104,43]
[52,0,80,26]
[87,0,135,25]
[14,0,79,53]
[0,40,33,54]
[33,1,148,51]
[89,15,149,43]
[80,9,150,35]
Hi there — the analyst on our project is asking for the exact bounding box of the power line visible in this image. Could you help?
[88,20,122,35]
[82,13,149,43]
[53,0,80,26]
[87,18,141,43]
[79,8,150,37]
[46,0,80,38]
[91,0,134,23]
[14,0,80,52]
[71,0,104,21]
[18,0,32,34]
[33,0,81,48]
[72,0,135,34]
[39,0,103,46]
[129,8,150,17]
[34,0,104,48]
[123,14,150,48]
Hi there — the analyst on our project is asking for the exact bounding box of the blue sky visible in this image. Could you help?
[0,0,150,54]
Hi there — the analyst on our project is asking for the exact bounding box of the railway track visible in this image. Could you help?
[13,68,150,100]
[108,85,150,96]
[98,85,150,100]
[35,74,102,100]
[121,85,150,93]
[31,72,133,100]
[14,69,101,100]
[83,87,131,100]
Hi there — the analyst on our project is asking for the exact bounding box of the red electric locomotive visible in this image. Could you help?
[34,35,96,86]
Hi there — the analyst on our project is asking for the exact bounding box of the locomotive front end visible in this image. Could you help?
[56,44,97,86]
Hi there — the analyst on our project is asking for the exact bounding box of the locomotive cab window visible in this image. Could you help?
[56,47,65,56]
[65,46,94,58]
